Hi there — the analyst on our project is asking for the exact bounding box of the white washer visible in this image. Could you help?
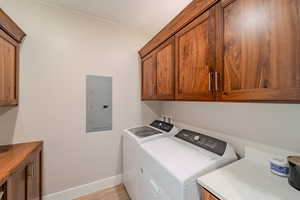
[123,120,179,200]
[140,129,238,200]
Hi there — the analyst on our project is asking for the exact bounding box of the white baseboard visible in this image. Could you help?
[43,174,123,200]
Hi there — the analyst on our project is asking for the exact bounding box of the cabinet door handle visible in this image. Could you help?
[32,161,36,178]
[0,191,4,200]
[215,72,220,92]
[208,72,212,92]
[27,161,35,177]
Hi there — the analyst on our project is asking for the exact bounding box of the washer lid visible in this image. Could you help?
[128,126,162,138]
[141,137,236,182]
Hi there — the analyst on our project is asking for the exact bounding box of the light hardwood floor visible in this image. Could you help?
[74,184,130,200]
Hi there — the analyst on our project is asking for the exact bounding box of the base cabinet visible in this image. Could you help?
[7,151,41,200]
[0,184,6,200]
[201,188,219,200]
[2,144,42,200]
[26,150,42,200]
[0,183,6,200]
[7,167,27,200]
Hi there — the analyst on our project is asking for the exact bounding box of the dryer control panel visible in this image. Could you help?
[150,120,174,132]
[175,129,227,156]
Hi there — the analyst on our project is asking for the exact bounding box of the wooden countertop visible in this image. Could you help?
[0,141,43,185]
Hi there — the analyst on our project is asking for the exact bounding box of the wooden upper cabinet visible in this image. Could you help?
[175,8,216,101]
[141,52,156,100]
[217,0,300,102]
[139,0,300,103]
[139,0,218,58]
[0,32,18,106]
[156,38,175,100]
[0,9,25,106]
[141,38,175,100]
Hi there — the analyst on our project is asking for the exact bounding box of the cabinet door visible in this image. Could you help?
[156,38,175,100]
[7,167,27,200]
[141,52,156,100]
[201,188,219,200]
[27,151,41,200]
[0,31,18,106]
[217,0,300,102]
[175,8,217,101]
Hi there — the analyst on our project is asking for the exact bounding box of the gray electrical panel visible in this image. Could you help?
[86,75,112,133]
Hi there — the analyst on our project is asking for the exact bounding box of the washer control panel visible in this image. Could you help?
[150,120,174,132]
[175,129,227,156]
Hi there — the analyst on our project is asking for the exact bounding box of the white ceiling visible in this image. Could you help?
[40,0,192,35]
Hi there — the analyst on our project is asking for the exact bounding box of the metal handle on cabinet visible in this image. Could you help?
[32,161,36,178]
[27,161,35,178]
[215,72,220,92]
[208,72,212,92]
[0,191,4,200]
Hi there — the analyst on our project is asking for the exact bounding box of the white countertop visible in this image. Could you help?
[198,158,300,200]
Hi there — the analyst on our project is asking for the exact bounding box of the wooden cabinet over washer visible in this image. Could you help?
[141,38,175,100]
[0,8,26,106]
[216,0,300,102]
[141,51,156,100]
[139,0,300,103]
[175,8,217,101]
[156,38,175,100]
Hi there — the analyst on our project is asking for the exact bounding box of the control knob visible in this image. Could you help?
[194,136,200,141]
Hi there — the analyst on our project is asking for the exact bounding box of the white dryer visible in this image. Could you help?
[140,129,238,200]
[123,120,178,200]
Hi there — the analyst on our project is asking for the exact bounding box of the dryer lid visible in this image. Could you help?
[141,137,224,181]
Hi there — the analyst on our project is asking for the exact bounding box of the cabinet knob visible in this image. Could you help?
[194,136,200,141]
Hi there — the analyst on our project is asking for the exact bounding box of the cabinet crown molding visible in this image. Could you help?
[0,8,26,43]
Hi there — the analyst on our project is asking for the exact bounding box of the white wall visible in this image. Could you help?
[161,101,300,154]
[0,0,160,195]
[1,0,300,196]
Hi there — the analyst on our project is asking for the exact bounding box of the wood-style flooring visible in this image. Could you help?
[74,184,130,200]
